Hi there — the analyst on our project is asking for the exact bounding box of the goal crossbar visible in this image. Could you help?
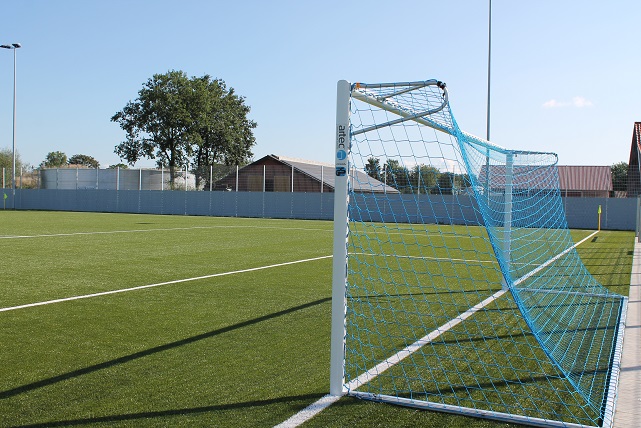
[352,81,556,159]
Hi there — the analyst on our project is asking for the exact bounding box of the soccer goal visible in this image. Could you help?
[330,79,627,427]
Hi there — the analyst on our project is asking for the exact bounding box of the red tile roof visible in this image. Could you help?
[557,166,612,191]
[478,165,612,191]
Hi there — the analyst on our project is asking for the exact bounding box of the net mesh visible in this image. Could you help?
[342,80,626,427]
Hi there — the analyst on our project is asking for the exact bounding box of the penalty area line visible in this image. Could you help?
[0,255,332,313]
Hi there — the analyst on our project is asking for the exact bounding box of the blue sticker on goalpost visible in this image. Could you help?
[330,79,626,428]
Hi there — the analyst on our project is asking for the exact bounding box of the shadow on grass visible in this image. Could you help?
[13,393,326,427]
[0,297,331,400]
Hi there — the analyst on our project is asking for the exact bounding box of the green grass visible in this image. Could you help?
[0,211,634,427]
[343,222,630,426]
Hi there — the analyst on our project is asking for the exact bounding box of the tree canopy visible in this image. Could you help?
[40,151,100,169]
[108,163,128,169]
[0,148,23,172]
[611,161,628,193]
[365,157,470,194]
[69,154,100,168]
[112,70,257,187]
[364,157,381,178]
[41,151,68,168]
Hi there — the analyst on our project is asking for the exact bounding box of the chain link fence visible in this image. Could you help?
[1,164,638,199]
[1,165,335,193]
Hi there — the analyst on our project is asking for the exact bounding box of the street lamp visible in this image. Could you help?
[1,42,21,208]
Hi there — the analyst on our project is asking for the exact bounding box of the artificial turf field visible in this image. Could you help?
[0,211,634,427]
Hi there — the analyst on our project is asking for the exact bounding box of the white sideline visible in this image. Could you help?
[0,225,332,239]
[0,255,332,313]
[275,230,599,428]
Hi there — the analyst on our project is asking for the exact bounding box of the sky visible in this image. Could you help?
[0,0,639,170]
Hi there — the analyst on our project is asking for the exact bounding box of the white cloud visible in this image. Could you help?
[572,96,593,107]
[542,97,594,109]
[542,99,565,108]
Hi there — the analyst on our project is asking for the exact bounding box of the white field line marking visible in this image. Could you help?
[276,230,599,427]
[0,225,332,239]
[348,231,599,390]
[357,230,485,239]
[273,394,342,428]
[0,255,332,313]
[350,252,497,264]
[512,230,599,287]
[344,289,507,391]
[274,289,507,428]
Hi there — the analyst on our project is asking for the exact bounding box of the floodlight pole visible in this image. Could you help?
[486,0,492,142]
[1,43,21,208]
[485,1,492,205]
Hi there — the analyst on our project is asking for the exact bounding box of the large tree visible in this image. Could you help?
[68,154,99,168]
[0,148,24,186]
[190,75,256,189]
[41,151,68,168]
[611,161,628,193]
[0,148,23,170]
[382,159,409,192]
[112,70,256,188]
[112,70,194,186]
[364,157,381,179]
[410,164,440,192]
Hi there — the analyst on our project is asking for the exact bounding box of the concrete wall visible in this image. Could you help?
[8,189,335,220]
[39,168,195,191]
[3,189,637,230]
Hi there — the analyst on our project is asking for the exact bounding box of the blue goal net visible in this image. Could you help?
[332,80,627,427]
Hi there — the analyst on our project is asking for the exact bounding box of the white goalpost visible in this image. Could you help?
[330,79,351,397]
[330,79,627,427]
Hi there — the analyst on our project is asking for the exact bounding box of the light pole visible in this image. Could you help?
[486,0,491,142]
[1,42,21,208]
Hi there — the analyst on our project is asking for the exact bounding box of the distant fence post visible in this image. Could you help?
[637,196,641,242]
[116,167,120,191]
[291,165,294,192]
[235,165,239,192]
[96,168,99,190]
[209,165,213,191]
[384,164,387,194]
[263,165,266,192]
[139,168,142,191]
